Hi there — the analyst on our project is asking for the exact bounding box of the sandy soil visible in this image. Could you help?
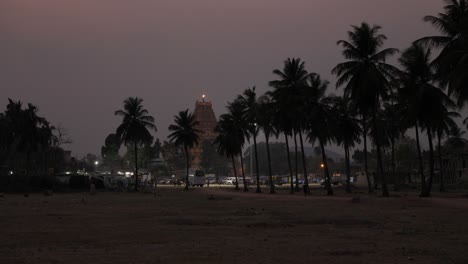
[1,186,467,264]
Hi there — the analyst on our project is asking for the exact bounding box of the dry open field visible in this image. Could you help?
[1,186,467,264]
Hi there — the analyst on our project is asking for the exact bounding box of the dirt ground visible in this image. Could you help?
[1,186,467,264]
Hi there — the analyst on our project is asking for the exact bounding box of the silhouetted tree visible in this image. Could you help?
[333,22,400,197]
[115,97,156,191]
[168,109,201,191]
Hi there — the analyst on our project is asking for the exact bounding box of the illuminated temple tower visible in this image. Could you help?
[191,95,218,168]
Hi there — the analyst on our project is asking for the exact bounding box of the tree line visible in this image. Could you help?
[2,1,467,197]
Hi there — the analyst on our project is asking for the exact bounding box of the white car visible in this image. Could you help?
[222,177,236,185]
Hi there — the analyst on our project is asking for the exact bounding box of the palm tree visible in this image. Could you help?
[237,87,262,193]
[227,99,250,192]
[115,97,156,191]
[269,58,309,192]
[435,110,460,192]
[332,96,362,193]
[269,96,295,194]
[382,101,405,190]
[399,44,455,196]
[214,113,241,190]
[303,74,334,195]
[418,0,468,106]
[257,95,277,194]
[168,109,201,191]
[333,22,400,197]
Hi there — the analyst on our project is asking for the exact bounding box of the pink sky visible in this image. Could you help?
[1,0,443,157]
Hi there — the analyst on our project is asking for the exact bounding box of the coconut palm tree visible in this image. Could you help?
[237,87,262,193]
[303,74,334,195]
[333,22,400,197]
[214,113,241,190]
[268,95,295,194]
[435,110,460,192]
[418,0,468,106]
[168,109,201,191]
[331,96,362,193]
[269,58,309,192]
[399,44,455,196]
[115,97,157,191]
[257,95,277,194]
[381,100,406,190]
[227,99,250,192]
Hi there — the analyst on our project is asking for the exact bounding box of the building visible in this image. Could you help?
[191,95,218,168]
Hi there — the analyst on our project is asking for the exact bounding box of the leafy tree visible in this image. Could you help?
[101,133,120,170]
[115,97,157,191]
[199,140,229,176]
[168,109,201,190]
[161,141,186,174]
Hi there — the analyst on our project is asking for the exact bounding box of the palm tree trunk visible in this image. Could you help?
[426,129,435,196]
[320,140,333,195]
[253,133,261,193]
[240,151,248,192]
[345,144,351,194]
[415,122,427,196]
[438,132,445,192]
[265,134,275,194]
[362,115,373,193]
[134,141,139,192]
[285,133,294,194]
[298,131,310,194]
[373,110,389,197]
[293,130,299,191]
[184,144,189,191]
[231,155,239,190]
[392,137,398,191]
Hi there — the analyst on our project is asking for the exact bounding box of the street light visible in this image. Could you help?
[94,161,99,172]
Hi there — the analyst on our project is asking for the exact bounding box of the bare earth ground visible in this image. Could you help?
[1,186,468,264]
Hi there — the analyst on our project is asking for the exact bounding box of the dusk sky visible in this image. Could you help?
[1,0,443,158]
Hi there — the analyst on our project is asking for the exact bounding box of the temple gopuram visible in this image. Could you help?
[191,95,218,168]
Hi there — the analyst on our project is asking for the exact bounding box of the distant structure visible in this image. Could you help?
[191,94,218,168]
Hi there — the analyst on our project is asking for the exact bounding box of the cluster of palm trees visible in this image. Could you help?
[112,1,467,197]
[213,0,468,197]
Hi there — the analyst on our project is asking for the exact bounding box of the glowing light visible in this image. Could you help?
[320,164,324,168]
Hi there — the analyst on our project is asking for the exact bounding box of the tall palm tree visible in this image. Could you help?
[332,96,362,193]
[333,22,400,197]
[115,97,156,191]
[269,96,295,194]
[435,110,460,192]
[227,99,250,192]
[257,95,277,194]
[269,58,309,192]
[418,0,468,106]
[168,109,201,191]
[382,101,406,190]
[214,113,241,190]
[399,44,455,196]
[303,74,334,195]
[237,87,262,193]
